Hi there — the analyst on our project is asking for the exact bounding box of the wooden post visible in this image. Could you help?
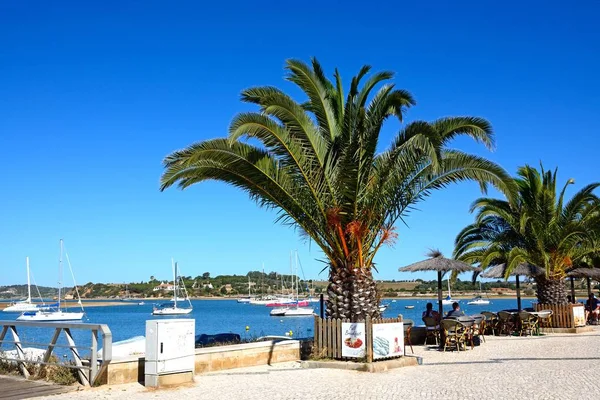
[9,326,30,379]
[437,271,443,318]
[587,277,592,296]
[319,294,324,319]
[64,328,90,386]
[365,316,373,363]
[516,275,522,312]
[570,277,575,303]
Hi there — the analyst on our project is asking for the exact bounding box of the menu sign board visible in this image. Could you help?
[372,322,404,359]
[341,322,366,358]
[573,305,585,327]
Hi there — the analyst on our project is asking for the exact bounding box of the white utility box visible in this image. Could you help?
[145,319,195,387]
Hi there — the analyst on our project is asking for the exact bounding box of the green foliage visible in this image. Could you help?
[160,58,515,277]
[454,165,600,279]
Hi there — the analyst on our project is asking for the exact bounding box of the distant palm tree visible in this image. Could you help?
[454,165,600,304]
[161,58,515,320]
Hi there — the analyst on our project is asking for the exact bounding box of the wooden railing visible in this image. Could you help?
[0,320,112,386]
[534,303,586,328]
[313,316,403,362]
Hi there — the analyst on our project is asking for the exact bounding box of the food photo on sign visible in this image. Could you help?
[341,322,366,358]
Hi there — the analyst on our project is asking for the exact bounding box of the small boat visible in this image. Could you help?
[152,303,193,315]
[467,282,490,305]
[379,304,389,313]
[467,296,490,305]
[138,301,145,306]
[405,305,415,309]
[442,279,458,305]
[238,276,255,303]
[18,240,84,322]
[152,260,193,316]
[99,336,145,359]
[270,307,314,317]
[3,258,45,313]
[237,297,252,303]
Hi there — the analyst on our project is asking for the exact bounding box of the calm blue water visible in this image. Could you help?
[0,298,534,359]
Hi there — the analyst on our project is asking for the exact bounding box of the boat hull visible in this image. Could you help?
[467,300,490,305]
[17,311,84,321]
[152,307,193,315]
[270,307,314,317]
[3,303,42,313]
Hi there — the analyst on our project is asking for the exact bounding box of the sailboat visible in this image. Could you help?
[441,279,458,305]
[467,282,490,305]
[152,260,193,315]
[270,252,314,317]
[237,276,254,303]
[3,257,45,313]
[18,240,84,321]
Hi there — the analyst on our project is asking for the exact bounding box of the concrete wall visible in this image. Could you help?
[100,340,300,385]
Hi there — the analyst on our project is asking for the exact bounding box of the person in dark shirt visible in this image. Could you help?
[422,302,440,322]
[586,294,600,324]
[446,302,464,318]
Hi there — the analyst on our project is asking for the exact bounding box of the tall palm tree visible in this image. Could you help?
[161,58,515,320]
[454,165,600,304]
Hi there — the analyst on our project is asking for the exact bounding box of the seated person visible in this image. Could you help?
[585,294,600,324]
[422,302,440,322]
[446,302,465,318]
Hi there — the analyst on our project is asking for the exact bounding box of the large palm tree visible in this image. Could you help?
[160,58,515,320]
[454,165,600,304]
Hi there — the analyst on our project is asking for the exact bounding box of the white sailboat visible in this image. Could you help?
[3,257,44,313]
[270,252,314,317]
[152,260,193,315]
[18,240,84,321]
[441,279,458,305]
[237,276,255,303]
[467,282,490,305]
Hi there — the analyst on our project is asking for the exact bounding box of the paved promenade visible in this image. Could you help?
[43,327,600,400]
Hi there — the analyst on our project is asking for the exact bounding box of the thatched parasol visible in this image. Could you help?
[481,263,543,311]
[567,268,600,299]
[399,250,481,317]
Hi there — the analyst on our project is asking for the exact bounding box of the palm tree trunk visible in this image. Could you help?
[535,276,568,305]
[326,266,380,321]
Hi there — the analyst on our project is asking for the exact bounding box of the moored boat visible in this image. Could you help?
[3,257,45,313]
[17,240,84,322]
[152,260,193,316]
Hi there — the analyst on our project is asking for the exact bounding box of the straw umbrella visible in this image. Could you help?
[398,250,481,317]
[567,268,600,301]
[480,263,544,311]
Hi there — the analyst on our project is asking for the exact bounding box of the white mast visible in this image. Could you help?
[58,239,63,310]
[295,251,299,302]
[172,259,177,308]
[26,257,31,303]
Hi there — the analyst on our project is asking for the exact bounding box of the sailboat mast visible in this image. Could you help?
[58,239,63,310]
[295,251,299,302]
[172,259,177,308]
[26,257,31,302]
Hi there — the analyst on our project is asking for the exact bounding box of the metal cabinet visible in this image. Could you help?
[145,319,195,377]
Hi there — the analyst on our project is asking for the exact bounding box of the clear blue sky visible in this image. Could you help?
[1,1,598,287]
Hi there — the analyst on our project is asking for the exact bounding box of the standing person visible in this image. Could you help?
[422,302,440,322]
[446,302,464,318]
